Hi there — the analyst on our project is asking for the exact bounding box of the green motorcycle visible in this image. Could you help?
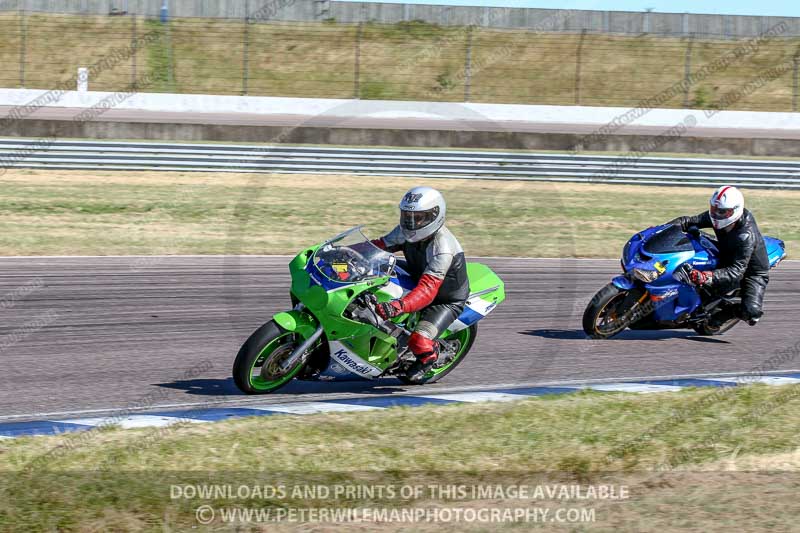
[233,227,506,394]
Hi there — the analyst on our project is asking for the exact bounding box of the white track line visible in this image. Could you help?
[3,369,800,422]
[248,402,382,414]
[417,392,529,403]
[0,254,794,263]
[583,383,684,393]
[709,376,800,386]
[57,415,207,429]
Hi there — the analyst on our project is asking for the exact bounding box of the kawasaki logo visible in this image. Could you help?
[332,349,374,376]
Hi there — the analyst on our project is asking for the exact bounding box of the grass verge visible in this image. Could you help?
[0,169,797,257]
[1,385,800,530]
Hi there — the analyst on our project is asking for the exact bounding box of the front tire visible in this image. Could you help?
[583,283,643,339]
[233,321,309,394]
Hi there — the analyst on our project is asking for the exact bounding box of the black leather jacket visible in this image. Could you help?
[670,209,769,288]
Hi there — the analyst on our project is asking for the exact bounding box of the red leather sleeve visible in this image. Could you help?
[400,274,443,313]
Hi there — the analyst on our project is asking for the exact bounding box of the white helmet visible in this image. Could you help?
[399,186,446,243]
[709,185,744,230]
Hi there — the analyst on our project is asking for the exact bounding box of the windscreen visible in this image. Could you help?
[643,225,694,254]
[312,227,396,284]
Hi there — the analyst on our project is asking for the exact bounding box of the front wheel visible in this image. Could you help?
[583,283,646,339]
[233,320,310,394]
[398,324,477,385]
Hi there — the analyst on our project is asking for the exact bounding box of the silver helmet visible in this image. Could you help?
[398,186,446,243]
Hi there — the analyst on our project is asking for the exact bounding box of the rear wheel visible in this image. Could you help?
[398,324,477,385]
[692,317,740,336]
[233,321,310,394]
[583,283,647,339]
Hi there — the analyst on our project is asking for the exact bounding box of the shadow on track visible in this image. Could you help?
[520,328,720,341]
[155,377,415,397]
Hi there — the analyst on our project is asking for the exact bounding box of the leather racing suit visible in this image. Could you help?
[670,208,770,323]
[373,225,469,360]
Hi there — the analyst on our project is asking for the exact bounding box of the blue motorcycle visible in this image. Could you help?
[583,224,786,339]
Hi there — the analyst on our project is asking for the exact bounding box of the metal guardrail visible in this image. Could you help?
[1,139,799,189]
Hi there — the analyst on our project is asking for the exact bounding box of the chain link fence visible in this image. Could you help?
[1,11,799,111]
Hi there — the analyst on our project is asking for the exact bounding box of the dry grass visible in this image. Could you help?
[3,14,800,110]
[0,168,797,258]
[2,384,800,530]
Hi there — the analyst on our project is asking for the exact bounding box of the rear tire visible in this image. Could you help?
[583,283,640,339]
[692,317,740,336]
[233,321,309,394]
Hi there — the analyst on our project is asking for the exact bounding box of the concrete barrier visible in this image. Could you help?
[2,2,800,38]
[2,89,800,133]
[1,89,798,156]
[4,117,798,158]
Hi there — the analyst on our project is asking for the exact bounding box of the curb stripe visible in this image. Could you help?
[2,373,800,440]
[583,383,684,393]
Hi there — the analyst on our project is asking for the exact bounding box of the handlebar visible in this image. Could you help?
[686,225,701,239]
[351,292,411,337]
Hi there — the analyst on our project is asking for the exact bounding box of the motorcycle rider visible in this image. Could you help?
[371,186,469,383]
[669,185,769,328]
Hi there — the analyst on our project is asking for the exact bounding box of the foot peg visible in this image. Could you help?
[406,354,437,384]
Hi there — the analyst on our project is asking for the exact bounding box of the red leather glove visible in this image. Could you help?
[690,270,713,286]
[376,300,404,320]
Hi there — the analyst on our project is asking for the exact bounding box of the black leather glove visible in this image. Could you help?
[376,300,404,320]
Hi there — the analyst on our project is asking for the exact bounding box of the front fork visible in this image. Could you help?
[611,276,652,323]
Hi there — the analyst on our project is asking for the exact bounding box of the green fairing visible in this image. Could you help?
[273,310,318,338]
[287,245,400,371]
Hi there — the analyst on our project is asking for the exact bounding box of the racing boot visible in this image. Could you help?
[406,333,439,384]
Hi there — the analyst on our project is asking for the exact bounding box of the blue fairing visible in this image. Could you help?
[390,264,417,291]
[765,236,787,267]
[611,276,635,290]
[615,224,784,324]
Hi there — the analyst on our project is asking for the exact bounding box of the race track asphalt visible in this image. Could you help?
[1,256,798,420]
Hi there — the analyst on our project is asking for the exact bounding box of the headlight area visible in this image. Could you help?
[632,268,660,283]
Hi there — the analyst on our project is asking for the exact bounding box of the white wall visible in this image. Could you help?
[2,88,799,133]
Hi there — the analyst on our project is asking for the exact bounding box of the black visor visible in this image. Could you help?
[401,207,439,231]
[710,205,735,220]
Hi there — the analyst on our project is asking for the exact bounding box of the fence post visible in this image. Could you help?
[793,56,799,112]
[354,22,363,99]
[464,25,473,102]
[574,29,587,105]
[131,14,137,88]
[18,6,26,88]
[165,15,175,91]
[643,8,652,34]
[682,33,695,107]
[242,1,250,96]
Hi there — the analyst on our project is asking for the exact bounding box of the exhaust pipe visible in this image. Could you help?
[278,325,324,373]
